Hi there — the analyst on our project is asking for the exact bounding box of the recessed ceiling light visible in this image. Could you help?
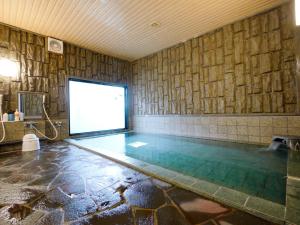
[150,21,161,28]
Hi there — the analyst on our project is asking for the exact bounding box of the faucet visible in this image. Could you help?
[24,121,39,129]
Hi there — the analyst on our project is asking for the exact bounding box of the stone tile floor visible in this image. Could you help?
[0,142,277,225]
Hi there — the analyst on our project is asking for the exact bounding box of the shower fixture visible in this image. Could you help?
[0,93,5,143]
[29,94,58,141]
[22,94,58,151]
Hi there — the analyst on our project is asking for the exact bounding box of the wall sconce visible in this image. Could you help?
[296,0,300,25]
[0,58,18,77]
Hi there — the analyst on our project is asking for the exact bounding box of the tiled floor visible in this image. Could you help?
[0,142,277,225]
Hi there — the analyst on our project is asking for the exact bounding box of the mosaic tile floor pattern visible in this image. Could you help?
[0,142,277,225]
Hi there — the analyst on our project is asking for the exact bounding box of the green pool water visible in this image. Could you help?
[73,132,287,204]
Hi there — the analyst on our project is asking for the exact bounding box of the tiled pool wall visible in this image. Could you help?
[132,115,300,145]
[286,149,300,224]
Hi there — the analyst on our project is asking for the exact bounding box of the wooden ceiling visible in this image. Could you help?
[0,0,286,61]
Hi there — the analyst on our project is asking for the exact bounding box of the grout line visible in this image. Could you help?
[213,186,222,196]
[190,179,197,186]
[243,196,250,207]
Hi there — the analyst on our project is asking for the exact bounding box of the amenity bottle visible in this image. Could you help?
[19,112,24,121]
[2,113,8,122]
[14,109,20,121]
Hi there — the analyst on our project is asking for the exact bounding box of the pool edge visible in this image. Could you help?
[64,138,286,225]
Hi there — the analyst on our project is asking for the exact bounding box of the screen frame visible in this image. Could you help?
[68,77,128,136]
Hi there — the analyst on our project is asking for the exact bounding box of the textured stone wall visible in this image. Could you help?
[132,3,296,115]
[0,24,130,118]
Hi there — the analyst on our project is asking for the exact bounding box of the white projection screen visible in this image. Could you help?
[69,79,127,135]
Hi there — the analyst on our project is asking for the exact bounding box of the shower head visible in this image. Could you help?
[0,94,3,116]
[0,94,3,106]
[0,89,3,104]
[42,94,46,104]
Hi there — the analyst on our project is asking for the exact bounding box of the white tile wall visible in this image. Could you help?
[132,115,300,145]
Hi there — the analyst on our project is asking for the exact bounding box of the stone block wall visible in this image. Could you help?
[0,24,130,117]
[131,3,297,115]
[0,23,130,143]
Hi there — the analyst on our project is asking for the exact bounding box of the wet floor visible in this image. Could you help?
[0,142,277,225]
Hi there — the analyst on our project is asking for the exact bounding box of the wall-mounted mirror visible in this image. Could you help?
[18,92,44,119]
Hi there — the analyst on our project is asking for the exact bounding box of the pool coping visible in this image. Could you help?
[64,138,286,225]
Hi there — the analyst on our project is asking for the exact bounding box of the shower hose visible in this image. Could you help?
[32,102,58,141]
[0,109,5,143]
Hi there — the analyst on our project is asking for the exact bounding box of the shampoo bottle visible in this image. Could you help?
[14,109,20,121]
[2,113,8,122]
[8,110,14,121]
[19,112,24,121]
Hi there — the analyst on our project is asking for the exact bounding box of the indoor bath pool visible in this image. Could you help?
[68,132,287,205]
